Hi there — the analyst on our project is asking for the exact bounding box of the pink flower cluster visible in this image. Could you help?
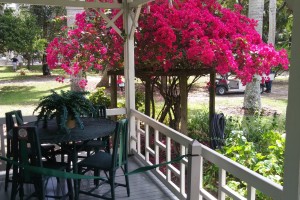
[46,9,124,88]
[55,76,65,83]
[78,79,88,89]
[135,0,289,83]
[47,0,289,87]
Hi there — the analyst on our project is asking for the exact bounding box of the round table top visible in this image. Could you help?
[26,118,116,143]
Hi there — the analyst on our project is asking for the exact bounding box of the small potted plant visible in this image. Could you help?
[33,90,96,133]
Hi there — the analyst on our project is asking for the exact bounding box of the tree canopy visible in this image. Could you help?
[0,8,48,66]
[47,0,289,88]
[0,9,20,53]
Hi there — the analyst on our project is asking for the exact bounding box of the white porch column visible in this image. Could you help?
[123,0,136,150]
[283,0,300,199]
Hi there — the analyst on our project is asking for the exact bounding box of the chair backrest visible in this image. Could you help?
[94,105,107,118]
[5,110,24,156]
[12,126,43,183]
[111,119,128,169]
[5,110,24,132]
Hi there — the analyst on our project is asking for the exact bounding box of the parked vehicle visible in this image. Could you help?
[216,75,265,95]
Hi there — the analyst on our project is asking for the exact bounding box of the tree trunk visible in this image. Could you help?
[26,54,32,70]
[268,0,277,45]
[96,68,110,88]
[209,71,216,138]
[70,73,84,92]
[243,75,261,112]
[179,76,188,134]
[150,79,156,119]
[248,0,264,35]
[67,7,84,91]
[110,74,117,108]
[244,0,264,112]
[145,79,151,116]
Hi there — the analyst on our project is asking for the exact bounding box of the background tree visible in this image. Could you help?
[0,3,4,15]
[0,9,19,54]
[17,11,41,68]
[28,5,66,73]
[0,8,43,68]
[28,6,66,46]
[268,0,276,45]
[264,0,292,77]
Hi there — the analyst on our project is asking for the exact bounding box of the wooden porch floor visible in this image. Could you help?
[0,156,178,200]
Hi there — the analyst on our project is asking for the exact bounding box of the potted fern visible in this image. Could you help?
[33,90,96,133]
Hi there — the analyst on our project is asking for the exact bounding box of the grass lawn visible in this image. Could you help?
[0,65,70,116]
[0,65,289,119]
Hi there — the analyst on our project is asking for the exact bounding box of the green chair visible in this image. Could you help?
[77,119,130,200]
[10,126,73,200]
[81,105,110,155]
[4,110,23,192]
[74,105,110,160]
[4,111,56,192]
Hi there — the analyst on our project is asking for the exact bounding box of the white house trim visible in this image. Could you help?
[283,0,300,199]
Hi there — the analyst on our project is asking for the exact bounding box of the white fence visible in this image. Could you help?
[130,109,283,200]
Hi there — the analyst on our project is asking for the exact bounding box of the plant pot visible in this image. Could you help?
[56,114,76,131]
[67,117,76,129]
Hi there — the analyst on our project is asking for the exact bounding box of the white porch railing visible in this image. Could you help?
[0,108,284,199]
[130,109,284,200]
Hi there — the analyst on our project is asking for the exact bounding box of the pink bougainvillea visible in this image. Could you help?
[46,0,289,88]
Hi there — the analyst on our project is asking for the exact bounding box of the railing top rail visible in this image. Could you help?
[131,109,193,147]
[200,143,283,199]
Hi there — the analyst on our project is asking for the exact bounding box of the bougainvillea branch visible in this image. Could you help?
[46,0,289,88]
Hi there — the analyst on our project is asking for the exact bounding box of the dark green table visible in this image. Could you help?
[26,118,116,200]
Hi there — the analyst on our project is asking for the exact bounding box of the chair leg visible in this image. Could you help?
[10,178,18,200]
[94,169,100,186]
[34,178,45,200]
[109,171,116,200]
[5,162,12,191]
[19,183,24,200]
[77,166,82,198]
[67,177,74,199]
[124,163,130,197]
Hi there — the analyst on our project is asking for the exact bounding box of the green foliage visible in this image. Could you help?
[34,90,95,133]
[188,108,285,199]
[218,130,285,199]
[187,108,210,143]
[0,9,19,53]
[135,91,145,112]
[89,87,111,108]
[28,5,66,41]
[241,113,285,145]
[0,9,42,66]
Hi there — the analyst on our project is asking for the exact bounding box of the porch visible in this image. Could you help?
[0,0,299,199]
[0,110,283,199]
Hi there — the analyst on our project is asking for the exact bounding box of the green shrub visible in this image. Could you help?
[115,91,145,112]
[135,91,145,112]
[188,108,286,199]
[187,108,241,143]
[89,87,111,107]
[218,130,285,199]
[187,108,210,143]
